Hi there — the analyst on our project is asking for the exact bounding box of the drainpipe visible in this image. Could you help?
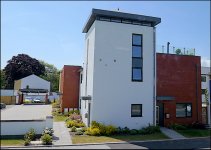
[153,27,156,125]
[196,64,199,122]
[167,42,170,54]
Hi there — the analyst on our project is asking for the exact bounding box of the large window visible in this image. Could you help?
[131,104,142,117]
[132,34,143,81]
[176,103,192,118]
[201,76,206,82]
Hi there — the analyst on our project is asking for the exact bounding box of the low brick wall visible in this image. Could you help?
[1,96,16,105]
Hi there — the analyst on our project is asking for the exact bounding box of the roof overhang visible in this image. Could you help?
[83,8,161,33]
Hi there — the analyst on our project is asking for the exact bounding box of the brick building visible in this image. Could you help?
[59,65,81,112]
[156,53,202,127]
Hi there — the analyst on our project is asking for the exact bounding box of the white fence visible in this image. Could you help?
[1,116,53,135]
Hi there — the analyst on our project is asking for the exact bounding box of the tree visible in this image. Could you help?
[4,54,45,89]
[0,70,6,89]
[175,49,182,55]
[39,60,60,92]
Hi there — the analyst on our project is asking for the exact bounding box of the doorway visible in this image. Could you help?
[157,103,164,126]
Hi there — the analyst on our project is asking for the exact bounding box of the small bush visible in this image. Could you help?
[69,110,80,115]
[169,123,187,130]
[24,139,30,146]
[71,126,77,132]
[81,127,87,132]
[69,113,82,121]
[139,125,161,134]
[105,125,117,136]
[86,127,101,136]
[41,134,52,145]
[66,120,85,128]
[130,129,139,135]
[190,122,206,129]
[42,128,54,136]
[122,127,130,134]
[24,128,36,141]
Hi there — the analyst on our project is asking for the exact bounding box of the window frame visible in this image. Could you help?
[201,89,206,95]
[201,76,206,82]
[176,103,192,118]
[132,34,143,82]
[131,104,143,117]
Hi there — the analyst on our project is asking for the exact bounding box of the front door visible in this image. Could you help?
[157,103,164,126]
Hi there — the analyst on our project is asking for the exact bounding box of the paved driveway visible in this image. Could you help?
[1,105,52,120]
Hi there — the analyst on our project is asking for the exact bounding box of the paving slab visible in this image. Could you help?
[160,127,186,139]
[53,122,72,145]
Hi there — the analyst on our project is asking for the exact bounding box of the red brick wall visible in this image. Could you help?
[60,65,81,112]
[156,53,202,127]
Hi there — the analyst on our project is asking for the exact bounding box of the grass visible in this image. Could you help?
[53,115,68,122]
[1,139,24,146]
[72,133,169,144]
[176,129,211,138]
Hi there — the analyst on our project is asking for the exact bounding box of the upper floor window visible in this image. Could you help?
[201,76,206,82]
[132,34,143,82]
[201,89,206,95]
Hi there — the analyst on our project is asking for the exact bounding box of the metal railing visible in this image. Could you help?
[156,44,195,56]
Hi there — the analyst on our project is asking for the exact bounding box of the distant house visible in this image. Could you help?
[59,65,81,112]
[156,53,202,127]
[14,74,50,104]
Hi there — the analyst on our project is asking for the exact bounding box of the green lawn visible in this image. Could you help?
[53,115,68,122]
[176,129,211,138]
[72,133,169,144]
[1,139,24,146]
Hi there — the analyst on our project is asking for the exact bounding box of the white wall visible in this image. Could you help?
[21,75,50,92]
[1,117,53,135]
[0,90,14,96]
[81,20,155,129]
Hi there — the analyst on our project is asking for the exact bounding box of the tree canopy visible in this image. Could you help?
[39,60,60,92]
[3,54,45,89]
[1,70,6,89]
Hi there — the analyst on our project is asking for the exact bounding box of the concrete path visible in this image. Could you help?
[53,122,72,145]
[160,127,186,139]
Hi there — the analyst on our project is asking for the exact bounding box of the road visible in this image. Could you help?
[2,137,210,149]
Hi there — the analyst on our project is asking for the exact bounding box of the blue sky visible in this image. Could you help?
[1,1,210,70]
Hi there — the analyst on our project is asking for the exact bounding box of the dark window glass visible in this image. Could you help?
[201,89,206,95]
[132,58,142,68]
[132,46,142,57]
[132,68,142,81]
[176,103,192,118]
[133,35,142,45]
[201,76,206,82]
[131,104,142,117]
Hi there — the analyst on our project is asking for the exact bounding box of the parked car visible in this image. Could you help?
[24,97,33,103]
[33,97,42,103]
[0,103,6,109]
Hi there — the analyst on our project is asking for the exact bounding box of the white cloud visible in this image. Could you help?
[201,57,210,67]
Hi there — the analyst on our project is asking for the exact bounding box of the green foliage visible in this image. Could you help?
[39,60,60,92]
[175,49,182,55]
[4,54,45,88]
[139,125,161,134]
[71,126,77,132]
[0,70,6,89]
[52,100,60,108]
[42,128,54,136]
[85,127,101,136]
[130,129,139,135]
[66,120,85,128]
[41,134,52,145]
[24,139,30,146]
[105,125,117,136]
[24,128,36,141]
[69,110,80,115]
[122,127,130,134]
[75,130,84,135]
[169,123,187,130]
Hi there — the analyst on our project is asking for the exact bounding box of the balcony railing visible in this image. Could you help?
[156,44,195,56]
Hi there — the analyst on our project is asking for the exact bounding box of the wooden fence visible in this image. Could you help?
[1,96,16,105]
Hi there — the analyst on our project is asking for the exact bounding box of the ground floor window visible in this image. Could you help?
[176,103,192,117]
[131,104,142,117]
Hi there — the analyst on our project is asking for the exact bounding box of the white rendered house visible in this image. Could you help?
[80,9,161,129]
[201,67,211,126]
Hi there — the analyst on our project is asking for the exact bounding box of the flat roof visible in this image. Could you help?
[83,8,161,33]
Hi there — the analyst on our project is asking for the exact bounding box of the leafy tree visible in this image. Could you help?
[4,54,45,89]
[39,60,60,92]
[0,70,6,89]
[175,49,182,55]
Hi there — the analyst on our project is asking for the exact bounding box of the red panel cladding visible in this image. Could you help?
[60,65,81,112]
[156,53,202,127]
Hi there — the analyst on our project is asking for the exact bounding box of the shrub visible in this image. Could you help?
[81,127,87,132]
[130,129,139,135]
[69,110,80,115]
[71,126,77,132]
[140,125,161,134]
[190,122,206,129]
[85,127,101,136]
[42,128,54,136]
[116,127,123,134]
[75,131,84,135]
[122,127,130,134]
[24,128,36,141]
[66,120,85,128]
[41,134,52,145]
[169,123,187,130]
[69,113,82,121]
[105,125,117,136]
[24,139,30,146]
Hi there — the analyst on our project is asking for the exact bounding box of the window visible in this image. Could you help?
[132,34,143,81]
[176,103,192,117]
[80,74,83,84]
[201,89,206,95]
[131,104,142,117]
[201,76,206,82]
